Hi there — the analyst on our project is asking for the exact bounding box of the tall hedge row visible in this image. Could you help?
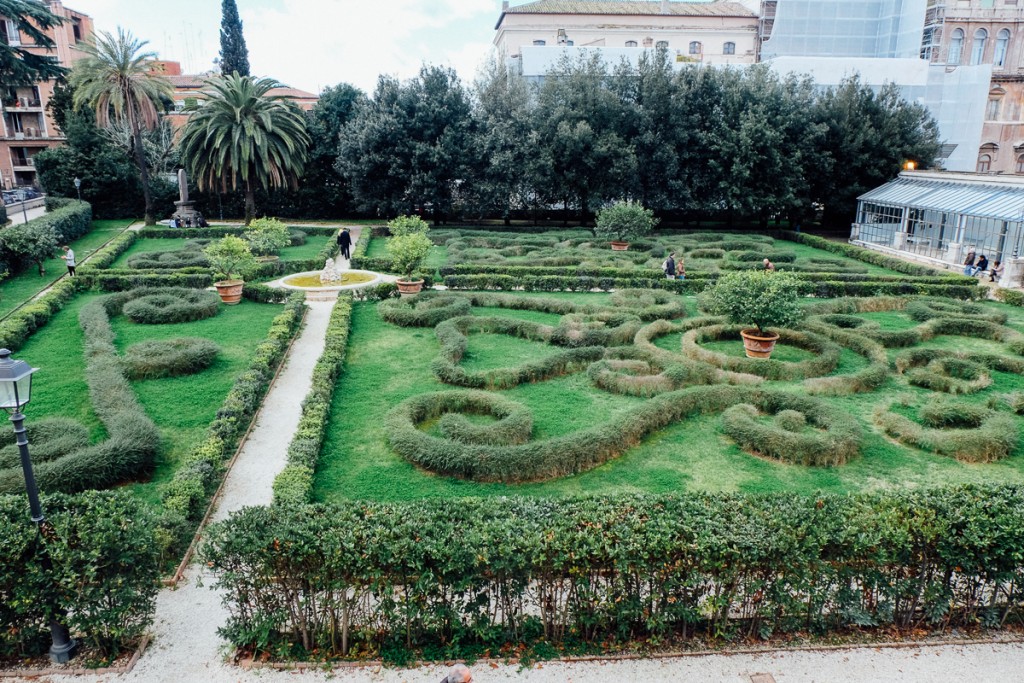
[0,200,92,278]
[205,486,1024,660]
[0,491,160,659]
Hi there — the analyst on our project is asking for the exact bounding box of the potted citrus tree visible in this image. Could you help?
[204,235,256,305]
[594,200,658,251]
[388,232,432,295]
[701,270,802,359]
[244,217,291,262]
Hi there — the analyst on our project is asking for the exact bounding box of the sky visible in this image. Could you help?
[62,0,505,95]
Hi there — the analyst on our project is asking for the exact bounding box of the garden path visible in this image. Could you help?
[36,225,1024,682]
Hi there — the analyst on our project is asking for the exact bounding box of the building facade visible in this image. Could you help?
[923,0,1024,175]
[495,0,759,78]
[0,0,93,190]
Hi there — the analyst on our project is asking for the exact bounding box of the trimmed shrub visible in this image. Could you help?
[875,401,1018,463]
[121,288,221,324]
[995,288,1024,306]
[0,278,82,352]
[906,298,1007,324]
[682,324,841,381]
[608,288,687,321]
[124,337,220,380]
[0,418,89,470]
[378,292,472,327]
[126,249,209,270]
[920,399,990,428]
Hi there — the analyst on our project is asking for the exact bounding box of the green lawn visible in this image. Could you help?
[108,235,331,268]
[0,220,133,318]
[313,297,1024,503]
[14,292,284,507]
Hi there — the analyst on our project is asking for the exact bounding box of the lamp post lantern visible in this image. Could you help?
[73,177,81,202]
[0,349,77,663]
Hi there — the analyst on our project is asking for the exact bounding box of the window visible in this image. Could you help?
[987,97,1002,120]
[995,29,1011,67]
[972,28,988,65]
[532,40,546,46]
[2,19,20,46]
[978,145,996,172]
[656,40,668,48]
[1016,154,1024,173]
[689,41,702,54]
[625,40,637,47]
[949,28,964,64]
[72,18,81,42]
[723,41,736,55]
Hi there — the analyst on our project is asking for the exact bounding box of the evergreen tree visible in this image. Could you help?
[0,0,65,85]
[219,0,250,77]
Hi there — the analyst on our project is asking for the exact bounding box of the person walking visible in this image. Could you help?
[61,245,76,277]
[663,252,676,279]
[338,227,352,260]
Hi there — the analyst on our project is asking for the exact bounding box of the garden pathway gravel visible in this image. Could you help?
[26,225,1024,682]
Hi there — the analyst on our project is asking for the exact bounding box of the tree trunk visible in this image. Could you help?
[245,180,256,226]
[130,120,154,226]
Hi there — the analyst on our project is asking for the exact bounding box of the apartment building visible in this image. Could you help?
[494,0,759,79]
[0,0,93,190]
[920,0,1024,174]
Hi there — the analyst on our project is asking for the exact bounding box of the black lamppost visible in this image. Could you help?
[73,177,81,202]
[0,349,77,663]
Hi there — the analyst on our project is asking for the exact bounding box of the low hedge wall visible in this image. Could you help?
[0,490,160,660]
[0,200,91,278]
[777,230,955,277]
[138,226,339,239]
[159,292,305,552]
[273,296,353,504]
[0,277,82,351]
[205,485,1024,661]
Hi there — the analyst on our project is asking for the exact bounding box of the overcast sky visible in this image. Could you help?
[63,0,503,95]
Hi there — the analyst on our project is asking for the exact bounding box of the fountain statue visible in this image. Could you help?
[320,257,341,284]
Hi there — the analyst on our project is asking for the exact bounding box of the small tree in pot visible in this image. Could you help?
[387,232,432,295]
[700,270,802,359]
[594,200,658,250]
[204,235,256,304]
[387,214,430,237]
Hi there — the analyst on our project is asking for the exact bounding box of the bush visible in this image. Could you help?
[995,288,1024,306]
[204,236,256,281]
[378,292,472,327]
[875,401,1018,463]
[387,214,430,237]
[124,337,220,380]
[0,278,82,352]
[683,324,841,381]
[0,200,91,277]
[122,288,221,324]
[126,249,209,270]
[594,200,658,242]
[244,217,292,256]
[0,418,89,470]
[273,297,353,504]
[203,486,1024,659]
[0,491,160,659]
[698,270,802,332]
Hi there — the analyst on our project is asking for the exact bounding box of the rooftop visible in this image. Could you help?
[860,171,1024,222]
[497,0,756,28]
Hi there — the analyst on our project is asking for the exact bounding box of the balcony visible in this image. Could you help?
[10,158,34,172]
[1,98,43,113]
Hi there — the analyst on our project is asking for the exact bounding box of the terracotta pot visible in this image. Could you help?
[396,278,425,296]
[740,328,780,359]
[610,241,630,251]
[214,279,244,305]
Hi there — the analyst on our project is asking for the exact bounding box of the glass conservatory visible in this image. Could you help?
[851,171,1024,267]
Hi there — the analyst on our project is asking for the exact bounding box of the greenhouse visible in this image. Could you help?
[850,171,1024,272]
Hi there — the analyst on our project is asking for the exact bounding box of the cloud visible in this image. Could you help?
[243,0,496,93]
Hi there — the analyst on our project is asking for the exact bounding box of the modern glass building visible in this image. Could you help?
[851,171,1024,271]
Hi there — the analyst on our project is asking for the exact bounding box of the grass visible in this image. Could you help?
[11,291,283,507]
[313,296,1024,503]
[108,236,332,269]
[0,220,133,318]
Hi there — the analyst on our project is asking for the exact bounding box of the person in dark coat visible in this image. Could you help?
[663,252,676,279]
[974,254,989,276]
[337,228,352,260]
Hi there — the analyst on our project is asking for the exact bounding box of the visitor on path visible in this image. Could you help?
[663,252,676,279]
[441,663,472,683]
[62,245,75,277]
[338,228,352,260]
[763,258,775,271]
[975,254,989,277]
[677,257,686,280]
[991,260,1004,282]
[963,250,977,275]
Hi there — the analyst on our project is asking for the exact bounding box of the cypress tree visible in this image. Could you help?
[218,0,250,77]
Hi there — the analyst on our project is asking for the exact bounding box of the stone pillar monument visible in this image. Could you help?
[172,168,200,223]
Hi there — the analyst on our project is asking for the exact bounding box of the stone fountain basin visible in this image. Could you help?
[278,270,381,291]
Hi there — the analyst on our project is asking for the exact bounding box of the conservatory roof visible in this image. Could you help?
[859,173,1024,221]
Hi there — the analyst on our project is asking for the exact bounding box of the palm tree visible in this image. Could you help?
[178,73,310,225]
[70,28,172,225]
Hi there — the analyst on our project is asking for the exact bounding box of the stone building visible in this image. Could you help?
[0,1,93,190]
[923,0,1024,174]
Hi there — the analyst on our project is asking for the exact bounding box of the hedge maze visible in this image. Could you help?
[371,286,1024,480]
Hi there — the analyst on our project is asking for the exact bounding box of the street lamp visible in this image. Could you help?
[73,177,81,202]
[0,349,77,663]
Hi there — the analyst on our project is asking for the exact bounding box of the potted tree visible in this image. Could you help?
[700,270,802,359]
[387,232,432,295]
[204,235,256,304]
[387,214,430,237]
[594,200,658,251]
[244,217,291,262]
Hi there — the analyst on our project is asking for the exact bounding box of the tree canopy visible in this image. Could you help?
[0,0,64,85]
[218,0,250,77]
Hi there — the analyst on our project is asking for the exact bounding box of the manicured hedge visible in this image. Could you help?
[777,230,956,277]
[0,491,160,659]
[206,485,1024,660]
[0,200,91,278]
[139,225,338,239]
[0,277,82,351]
[273,296,353,504]
[160,292,305,538]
